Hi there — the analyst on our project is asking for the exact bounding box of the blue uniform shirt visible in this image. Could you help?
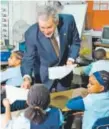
[66,92,109,129]
[0,66,23,86]
[83,60,109,76]
[4,107,64,129]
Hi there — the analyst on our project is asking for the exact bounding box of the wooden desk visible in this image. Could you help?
[94,42,109,48]
[50,88,88,112]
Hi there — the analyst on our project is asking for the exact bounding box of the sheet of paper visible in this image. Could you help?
[5,86,29,104]
[48,64,77,80]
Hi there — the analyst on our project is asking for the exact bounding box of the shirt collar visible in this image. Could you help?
[54,28,59,38]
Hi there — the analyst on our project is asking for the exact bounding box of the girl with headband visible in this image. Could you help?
[66,70,109,129]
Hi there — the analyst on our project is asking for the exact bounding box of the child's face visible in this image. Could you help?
[8,53,21,67]
[94,51,105,60]
[87,75,104,93]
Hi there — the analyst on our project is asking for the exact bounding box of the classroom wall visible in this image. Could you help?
[86,0,109,30]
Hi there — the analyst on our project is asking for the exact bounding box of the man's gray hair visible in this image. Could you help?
[36,5,59,23]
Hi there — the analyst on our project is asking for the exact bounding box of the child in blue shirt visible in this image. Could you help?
[83,48,109,76]
[0,51,23,86]
[2,84,64,129]
[66,70,109,129]
[74,49,109,76]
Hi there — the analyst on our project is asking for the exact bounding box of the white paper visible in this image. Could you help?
[5,85,29,104]
[48,64,77,80]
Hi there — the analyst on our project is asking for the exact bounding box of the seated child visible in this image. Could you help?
[74,49,109,76]
[72,49,109,88]
[83,48,109,76]
[2,84,64,129]
[0,51,23,86]
[66,70,109,129]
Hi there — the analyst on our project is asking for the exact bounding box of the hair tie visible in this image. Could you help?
[29,105,45,114]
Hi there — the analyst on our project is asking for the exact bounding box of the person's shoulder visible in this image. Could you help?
[93,60,109,65]
[59,14,74,22]
[5,67,14,71]
[25,23,38,36]
[4,112,30,129]
[59,14,74,19]
[49,106,60,111]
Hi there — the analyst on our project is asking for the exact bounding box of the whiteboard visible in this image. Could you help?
[61,3,88,38]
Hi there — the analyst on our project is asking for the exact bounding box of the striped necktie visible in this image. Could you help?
[50,35,59,57]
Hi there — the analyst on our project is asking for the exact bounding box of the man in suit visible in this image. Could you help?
[21,5,81,91]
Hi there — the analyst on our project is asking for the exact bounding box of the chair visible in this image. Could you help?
[19,41,26,52]
[92,116,109,129]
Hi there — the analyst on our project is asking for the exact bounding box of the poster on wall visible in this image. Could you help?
[93,0,109,10]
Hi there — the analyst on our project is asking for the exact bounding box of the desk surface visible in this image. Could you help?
[94,42,109,48]
[91,30,102,38]
[50,88,88,111]
[83,30,102,38]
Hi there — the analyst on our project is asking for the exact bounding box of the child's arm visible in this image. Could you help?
[82,64,93,76]
[0,68,15,83]
[73,65,92,75]
[66,96,85,111]
[2,99,12,128]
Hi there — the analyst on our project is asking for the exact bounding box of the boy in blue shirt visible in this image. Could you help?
[72,49,109,88]
[66,70,109,129]
[83,48,109,76]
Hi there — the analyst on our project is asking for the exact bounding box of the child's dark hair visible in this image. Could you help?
[13,51,24,60]
[98,70,109,92]
[24,84,50,124]
[93,48,106,60]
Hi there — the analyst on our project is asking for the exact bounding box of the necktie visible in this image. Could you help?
[50,36,59,57]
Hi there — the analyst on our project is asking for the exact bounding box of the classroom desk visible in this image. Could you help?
[94,42,109,48]
[50,88,88,112]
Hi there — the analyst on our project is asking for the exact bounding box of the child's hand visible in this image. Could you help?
[21,80,31,89]
[73,112,84,116]
[3,98,10,108]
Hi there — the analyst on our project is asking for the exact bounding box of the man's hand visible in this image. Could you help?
[3,99,10,108]
[66,60,74,65]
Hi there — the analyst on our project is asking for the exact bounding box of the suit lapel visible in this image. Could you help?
[58,18,67,61]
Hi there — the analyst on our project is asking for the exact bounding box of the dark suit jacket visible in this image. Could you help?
[21,14,81,90]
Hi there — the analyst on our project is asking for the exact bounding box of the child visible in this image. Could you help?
[66,70,109,129]
[83,48,109,76]
[72,49,109,87]
[74,49,109,76]
[2,84,64,129]
[0,51,23,86]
